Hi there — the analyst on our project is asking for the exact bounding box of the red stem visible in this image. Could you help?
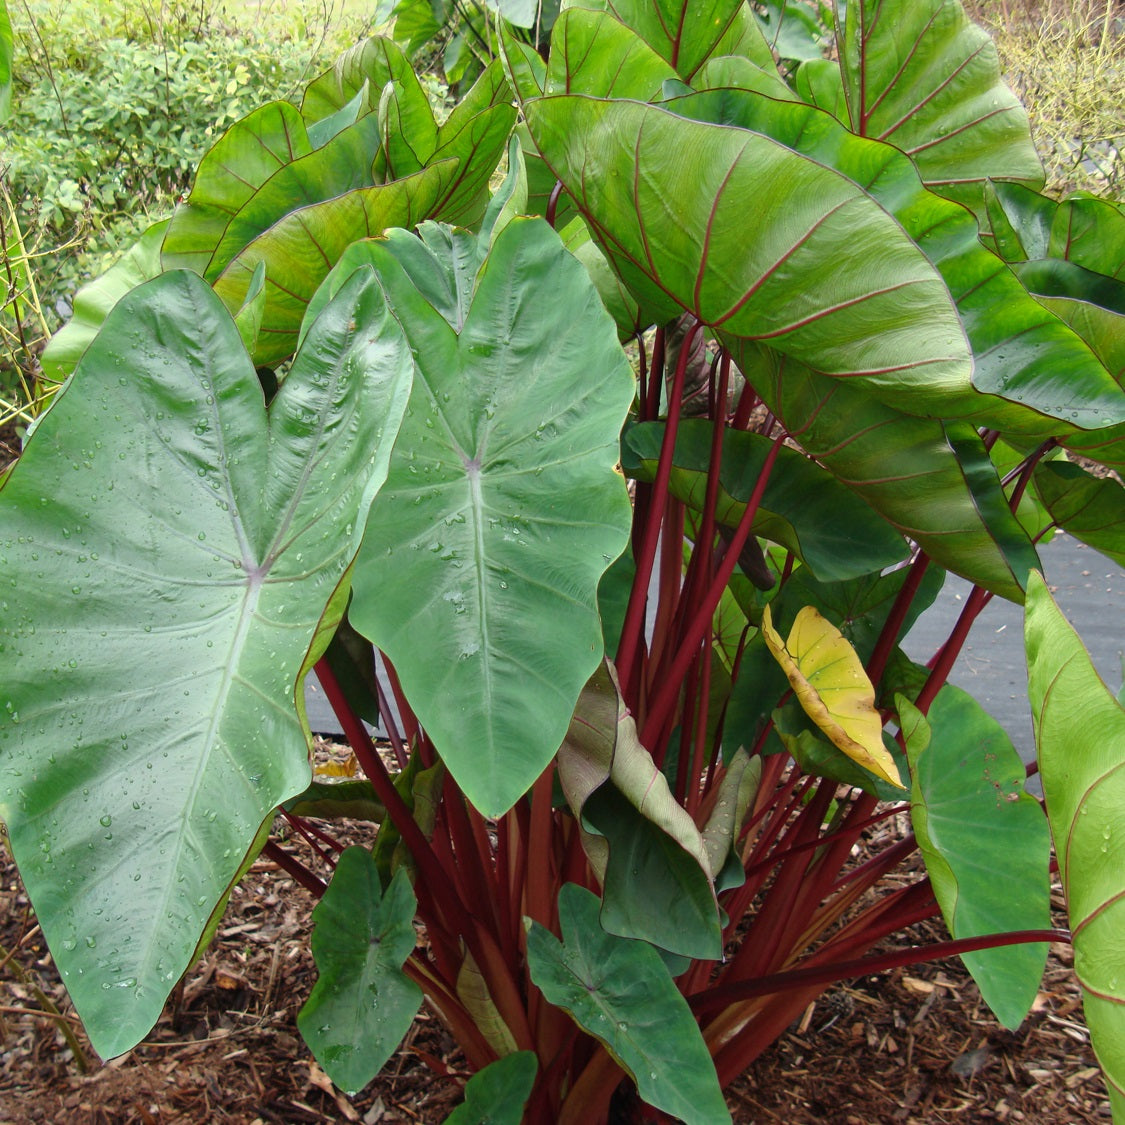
[262,840,327,897]
[691,929,1068,1017]
[616,321,699,701]
[639,432,785,747]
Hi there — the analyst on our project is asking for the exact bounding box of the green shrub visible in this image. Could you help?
[0,0,374,414]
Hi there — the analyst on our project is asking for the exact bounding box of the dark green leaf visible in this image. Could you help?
[1033,462,1125,569]
[623,420,908,582]
[443,1052,538,1125]
[0,269,413,1057]
[526,884,731,1125]
[734,344,1041,601]
[298,854,422,1094]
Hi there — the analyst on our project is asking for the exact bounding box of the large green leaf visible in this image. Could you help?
[734,344,1041,601]
[526,883,731,1125]
[563,0,774,82]
[623,420,908,582]
[556,662,723,959]
[161,101,315,276]
[0,269,413,1057]
[300,36,413,123]
[1025,572,1125,1118]
[40,219,169,383]
[443,1052,538,1125]
[832,0,1043,209]
[206,114,387,280]
[298,852,422,1095]
[897,688,1050,1030]
[524,96,973,392]
[344,219,634,816]
[663,87,1124,436]
[1033,462,1125,569]
[546,8,678,100]
[212,165,456,365]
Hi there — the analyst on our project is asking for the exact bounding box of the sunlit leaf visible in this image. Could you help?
[761,605,902,787]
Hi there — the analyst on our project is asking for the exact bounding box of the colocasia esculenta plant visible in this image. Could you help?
[3,1,1125,1120]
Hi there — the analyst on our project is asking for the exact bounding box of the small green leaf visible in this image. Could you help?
[526,884,731,1125]
[443,1052,538,1125]
[298,853,422,1095]
[898,687,1050,1029]
[0,0,13,121]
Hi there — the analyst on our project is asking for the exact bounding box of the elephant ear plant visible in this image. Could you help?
[3,0,1125,1119]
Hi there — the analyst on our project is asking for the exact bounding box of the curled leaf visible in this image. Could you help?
[761,605,903,788]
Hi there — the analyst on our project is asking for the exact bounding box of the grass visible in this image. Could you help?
[973,0,1125,197]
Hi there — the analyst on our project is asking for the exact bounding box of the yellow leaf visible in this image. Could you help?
[761,604,904,789]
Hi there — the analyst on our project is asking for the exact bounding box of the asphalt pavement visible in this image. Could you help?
[304,533,1124,765]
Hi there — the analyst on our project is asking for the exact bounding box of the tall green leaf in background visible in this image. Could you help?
[342,219,635,816]
[1026,572,1125,1119]
[817,0,1043,210]
[0,268,413,1057]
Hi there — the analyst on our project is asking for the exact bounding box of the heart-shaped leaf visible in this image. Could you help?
[1025,571,1125,1117]
[898,687,1050,1029]
[526,883,731,1125]
[344,218,635,816]
[298,852,422,1095]
[0,268,413,1057]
